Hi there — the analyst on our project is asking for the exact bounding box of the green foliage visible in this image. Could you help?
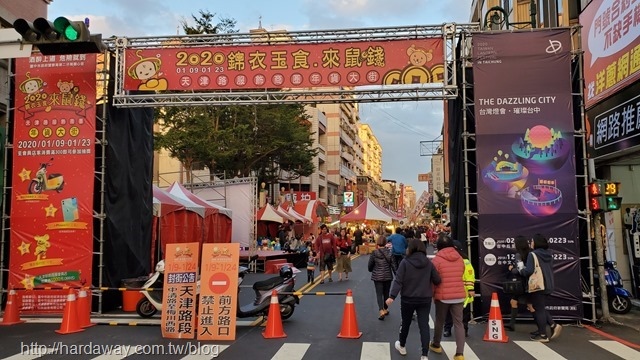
[154,10,317,186]
[180,10,238,35]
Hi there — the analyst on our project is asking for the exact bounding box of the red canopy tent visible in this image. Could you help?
[256,203,287,238]
[152,186,204,265]
[340,198,400,223]
[167,182,233,244]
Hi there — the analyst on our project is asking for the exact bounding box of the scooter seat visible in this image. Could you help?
[253,276,285,291]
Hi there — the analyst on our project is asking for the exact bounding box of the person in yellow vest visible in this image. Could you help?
[443,239,475,338]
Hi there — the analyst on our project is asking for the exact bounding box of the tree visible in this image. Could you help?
[154,10,318,188]
[180,10,237,35]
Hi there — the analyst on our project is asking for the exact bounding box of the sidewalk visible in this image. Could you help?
[588,302,640,347]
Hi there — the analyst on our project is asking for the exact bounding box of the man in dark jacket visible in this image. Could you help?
[386,238,441,359]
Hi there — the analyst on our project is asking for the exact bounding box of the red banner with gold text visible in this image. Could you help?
[123,38,444,91]
[10,54,96,313]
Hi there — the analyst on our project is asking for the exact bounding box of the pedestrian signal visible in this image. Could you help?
[588,181,604,212]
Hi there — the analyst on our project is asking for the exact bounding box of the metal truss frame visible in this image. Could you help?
[108,23,480,107]
[458,25,594,323]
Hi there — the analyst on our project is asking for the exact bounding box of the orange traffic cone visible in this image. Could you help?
[77,287,95,328]
[337,289,362,339]
[0,288,25,326]
[55,289,85,335]
[483,292,508,343]
[262,290,286,339]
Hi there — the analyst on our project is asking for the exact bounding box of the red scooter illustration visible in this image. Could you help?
[28,158,64,194]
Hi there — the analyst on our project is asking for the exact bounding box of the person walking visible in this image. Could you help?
[388,227,408,265]
[386,238,441,360]
[335,228,352,281]
[307,251,317,284]
[314,224,338,284]
[505,235,532,331]
[368,234,397,320]
[443,239,475,338]
[429,234,466,360]
[518,233,562,342]
[353,227,364,254]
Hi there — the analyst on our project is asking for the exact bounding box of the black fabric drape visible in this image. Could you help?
[98,54,154,311]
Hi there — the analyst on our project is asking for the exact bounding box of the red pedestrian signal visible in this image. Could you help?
[588,181,604,212]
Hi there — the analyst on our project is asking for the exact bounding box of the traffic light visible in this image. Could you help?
[588,181,605,212]
[603,181,622,211]
[589,180,622,212]
[13,17,103,55]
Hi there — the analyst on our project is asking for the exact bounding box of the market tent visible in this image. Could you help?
[340,198,399,223]
[286,206,312,223]
[256,203,286,223]
[293,200,329,220]
[256,203,286,238]
[167,182,233,243]
[151,186,204,265]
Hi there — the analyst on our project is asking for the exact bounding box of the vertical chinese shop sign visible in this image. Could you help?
[161,243,200,339]
[198,243,239,341]
[10,55,96,313]
[473,30,581,319]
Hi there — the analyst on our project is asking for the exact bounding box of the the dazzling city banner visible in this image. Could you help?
[10,54,96,313]
[580,0,640,108]
[123,38,443,91]
[473,30,581,319]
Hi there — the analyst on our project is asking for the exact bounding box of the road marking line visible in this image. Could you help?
[439,341,479,360]
[584,325,640,349]
[178,344,229,360]
[3,348,53,360]
[514,341,567,359]
[92,354,127,360]
[360,341,390,360]
[270,343,310,360]
[590,340,639,358]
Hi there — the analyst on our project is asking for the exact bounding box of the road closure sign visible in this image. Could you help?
[198,243,239,341]
[161,242,200,339]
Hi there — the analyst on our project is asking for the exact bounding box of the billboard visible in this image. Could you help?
[586,80,640,158]
[473,30,581,319]
[123,38,444,91]
[581,0,640,108]
[10,54,96,313]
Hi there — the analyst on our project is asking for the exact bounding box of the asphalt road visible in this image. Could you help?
[1,252,639,359]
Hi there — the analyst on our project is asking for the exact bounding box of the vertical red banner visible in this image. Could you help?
[161,242,200,339]
[10,54,96,313]
[198,243,239,341]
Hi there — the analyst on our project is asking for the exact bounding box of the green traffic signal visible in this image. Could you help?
[53,17,86,41]
[606,197,622,211]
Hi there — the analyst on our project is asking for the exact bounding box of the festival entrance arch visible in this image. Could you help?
[3,22,594,322]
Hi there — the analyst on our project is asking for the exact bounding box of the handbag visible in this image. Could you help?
[379,249,396,276]
[527,253,545,293]
[502,277,525,295]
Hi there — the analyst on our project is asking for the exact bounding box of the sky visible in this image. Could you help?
[48,0,473,196]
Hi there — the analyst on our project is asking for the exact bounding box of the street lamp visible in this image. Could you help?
[483,1,537,30]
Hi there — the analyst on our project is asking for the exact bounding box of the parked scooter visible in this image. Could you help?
[28,158,64,194]
[584,260,633,315]
[601,261,633,314]
[136,260,165,318]
[136,260,299,319]
[237,264,299,320]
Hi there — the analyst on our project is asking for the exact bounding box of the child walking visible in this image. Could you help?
[307,251,317,284]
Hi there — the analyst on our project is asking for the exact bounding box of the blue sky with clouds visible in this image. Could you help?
[48,0,473,195]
